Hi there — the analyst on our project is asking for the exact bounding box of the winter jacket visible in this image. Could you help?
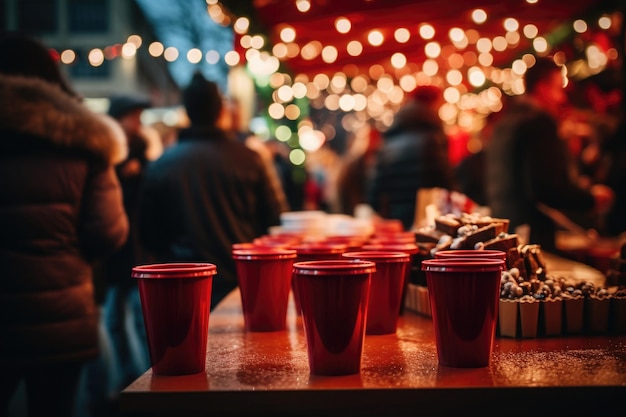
[484,98,595,250]
[0,75,129,369]
[137,125,284,306]
[367,100,456,230]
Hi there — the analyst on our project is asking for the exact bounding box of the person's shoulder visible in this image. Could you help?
[0,74,127,164]
[504,98,551,121]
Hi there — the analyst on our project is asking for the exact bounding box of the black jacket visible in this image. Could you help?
[368,100,455,230]
[0,75,129,368]
[137,125,284,305]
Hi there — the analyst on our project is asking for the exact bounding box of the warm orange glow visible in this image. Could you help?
[296,0,311,13]
[394,28,410,43]
[533,37,549,54]
[301,41,322,60]
[449,28,465,43]
[224,50,240,66]
[391,52,407,69]
[598,15,612,29]
[335,17,351,33]
[127,35,142,48]
[346,40,363,56]
[321,45,338,63]
[492,36,508,51]
[422,59,438,76]
[280,27,296,43]
[148,42,164,57]
[60,49,76,64]
[234,17,250,34]
[272,43,288,59]
[419,24,435,40]
[368,30,384,46]
[351,75,369,93]
[186,48,202,64]
[425,41,441,58]
[448,53,464,69]
[504,18,519,32]
[472,9,487,24]
[523,24,538,39]
[573,19,588,33]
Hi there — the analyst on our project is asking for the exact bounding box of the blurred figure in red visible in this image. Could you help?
[575,69,625,237]
[485,57,614,250]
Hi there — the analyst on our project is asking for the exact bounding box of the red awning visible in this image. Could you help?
[224,0,611,78]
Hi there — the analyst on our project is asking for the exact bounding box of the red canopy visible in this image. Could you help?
[226,0,609,78]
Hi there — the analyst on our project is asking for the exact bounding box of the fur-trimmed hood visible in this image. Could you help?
[0,74,127,164]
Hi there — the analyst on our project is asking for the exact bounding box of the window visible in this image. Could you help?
[18,0,57,33]
[68,0,108,33]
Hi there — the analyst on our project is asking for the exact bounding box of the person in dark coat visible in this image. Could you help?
[484,57,614,251]
[367,85,456,230]
[137,71,284,309]
[336,122,382,216]
[0,32,129,417]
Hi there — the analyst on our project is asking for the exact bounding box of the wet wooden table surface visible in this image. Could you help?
[120,286,626,417]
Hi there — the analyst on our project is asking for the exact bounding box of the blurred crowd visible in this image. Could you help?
[1,30,624,417]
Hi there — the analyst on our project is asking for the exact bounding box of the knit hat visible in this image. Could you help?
[182,71,223,126]
[107,94,152,119]
[0,31,78,97]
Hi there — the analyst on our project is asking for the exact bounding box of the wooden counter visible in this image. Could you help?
[121,287,626,417]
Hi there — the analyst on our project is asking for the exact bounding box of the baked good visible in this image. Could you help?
[449,223,498,250]
[434,215,462,236]
[414,225,446,244]
[482,233,519,252]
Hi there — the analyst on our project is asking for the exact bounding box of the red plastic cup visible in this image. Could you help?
[231,242,258,251]
[232,248,297,332]
[421,258,505,367]
[369,230,416,245]
[323,235,366,251]
[292,242,349,262]
[362,243,419,315]
[373,218,404,234]
[253,234,301,248]
[434,249,507,261]
[342,251,410,335]
[292,242,348,315]
[293,260,376,376]
[132,263,216,376]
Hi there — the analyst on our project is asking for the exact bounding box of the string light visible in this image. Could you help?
[163,46,179,62]
[335,17,351,34]
[233,17,250,34]
[49,0,620,142]
[419,24,435,40]
[60,49,75,64]
[148,41,164,57]
[279,26,296,43]
[88,48,104,66]
[394,28,410,43]
[367,30,384,47]
[295,0,311,13]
